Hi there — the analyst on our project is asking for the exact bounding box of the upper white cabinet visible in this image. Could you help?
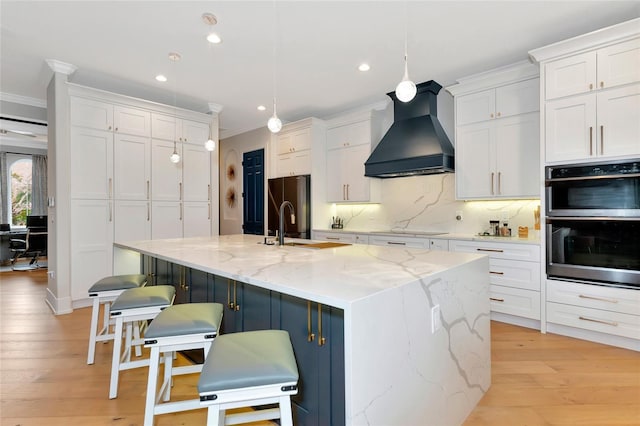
[151,113,210,144]
[272,118,324,178]
[71,97,150,136]
[544,38,640,100]
[456,78,539,126]
[447,62,540,200]
[325,111,380,203]
[530,20,640,164]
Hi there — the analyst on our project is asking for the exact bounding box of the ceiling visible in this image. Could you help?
[1,1,639,140]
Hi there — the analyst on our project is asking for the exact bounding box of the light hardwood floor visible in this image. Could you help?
[1,269,639,426]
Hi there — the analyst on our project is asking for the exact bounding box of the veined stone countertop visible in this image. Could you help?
[314,228,542,245]
[114,234,485,309]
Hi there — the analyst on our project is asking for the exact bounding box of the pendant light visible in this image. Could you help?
[205,122,216,151]
[168,52,181,163]
[395,3,416,103]
[267,1,282,133]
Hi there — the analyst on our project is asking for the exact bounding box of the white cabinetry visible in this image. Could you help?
[67,85,218,302]
[450,240,541,327]
[369,235,430,249]
[326,111,380,203]
[274,124,312,177]
[547,279,640,344]
[447,62,540,200]
[534,35,640,163]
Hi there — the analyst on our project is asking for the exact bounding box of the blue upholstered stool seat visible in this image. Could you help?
[111,285,175,313]
[198,330,299,426]
[108,285,176,399]
[143,303,224,426]
[86,274,148,365]
[88,274,147,294]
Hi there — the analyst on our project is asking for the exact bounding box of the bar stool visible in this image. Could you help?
[198,330,299,426]
[109,285,176,399]
[143,302,224,426]
[87,274,147,365]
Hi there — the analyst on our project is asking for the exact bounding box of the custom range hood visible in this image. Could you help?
[365,80,454,178]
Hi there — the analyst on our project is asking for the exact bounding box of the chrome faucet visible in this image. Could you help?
[278,201,295,246]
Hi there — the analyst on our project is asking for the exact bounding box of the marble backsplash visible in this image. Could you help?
[330,173,541,236]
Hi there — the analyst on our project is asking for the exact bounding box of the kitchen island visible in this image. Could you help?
[114,234,491,426]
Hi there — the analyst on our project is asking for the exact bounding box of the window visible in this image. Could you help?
[9,156,32,226]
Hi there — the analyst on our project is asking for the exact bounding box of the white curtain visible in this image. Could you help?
[31,154,48,216]
[0,152,8,224]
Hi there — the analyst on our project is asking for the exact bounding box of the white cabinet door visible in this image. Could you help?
[545,52,597,100]
[495,113,540,198]
[326,149,345,202]
[70,127,113,200]
[151,201,182,239]
[495,78,540,118]
[596,84,640,158]
[326,120,370,150]
[70,97,113,131]
[596,38,640,91]
[545,94,597,163]
[183,202,211,238]
[151,113,178,141]
[181,120,209,145]
[276,151,311,177]
[429,239,449,251]
[70,199,114,301]
[343,144,372,202]
[456,121,494,198]
[113,134,150,201]
[113,106,150,136]
[456,89,495,126]
[182,143,211,202]
[114,200,151,242]
[151,139,182,201]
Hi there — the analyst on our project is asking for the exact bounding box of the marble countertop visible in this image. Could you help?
[115,234,484,310]
[314,228,541,245]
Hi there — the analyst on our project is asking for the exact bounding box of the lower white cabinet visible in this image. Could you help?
[368,235,429,249]
[429,239,449,251]
[114,200,151,242]
[547,279,640,340]
[450,240,541,324]
[70,199,113,301]
[183,202,212,238]
[312,231,356,244]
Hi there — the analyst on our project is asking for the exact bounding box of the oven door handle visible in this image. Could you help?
[546,172,640,183]
[546,216,640,222]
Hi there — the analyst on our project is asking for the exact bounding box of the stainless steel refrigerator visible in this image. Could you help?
[267,175,311,239]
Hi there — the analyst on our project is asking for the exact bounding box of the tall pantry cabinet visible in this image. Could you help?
[68,85,218,302]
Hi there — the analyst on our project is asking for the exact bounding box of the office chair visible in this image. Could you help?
[10,228,46,270]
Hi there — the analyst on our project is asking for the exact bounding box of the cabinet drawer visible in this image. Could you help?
[489,258,540,291]
[313,232,356,243]
[368,235,429,249]
[547,279,640,316]
[429,239,449,251]
[449,240,540,261]
[547,301,640,340]
[354,234,369,245]
[490,285,540,320]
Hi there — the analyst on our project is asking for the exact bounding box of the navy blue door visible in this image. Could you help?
[242,149,264,235]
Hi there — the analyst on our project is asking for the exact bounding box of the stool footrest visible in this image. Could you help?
[224,407,281,425]
[200,381,298,405]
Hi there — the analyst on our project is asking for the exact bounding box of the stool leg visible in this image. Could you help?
[162,351,173,402]
[206,405,224,426]
[143,346,161,426]
[124,321,133,363]
[279,395,293,426]
[109,317,124,399]
[133,321,143,357]
[87,297,100,365]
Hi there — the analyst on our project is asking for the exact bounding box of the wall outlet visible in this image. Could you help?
[431,304,441,333]
[48,270,55,279]
[455,210,463,221]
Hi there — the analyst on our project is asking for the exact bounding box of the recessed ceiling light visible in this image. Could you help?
[155,75,167,82]
[358,63,371,72]
[206,33,222,44]
[257,105,266,111]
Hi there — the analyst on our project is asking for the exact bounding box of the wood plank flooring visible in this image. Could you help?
[1,270,639,425]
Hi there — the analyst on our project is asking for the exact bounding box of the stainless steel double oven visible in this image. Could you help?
[545,160,640,289]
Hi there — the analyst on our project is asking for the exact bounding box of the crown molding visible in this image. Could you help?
[0,92,47,108]
[45,59,78,75]
[208,102,224,114]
